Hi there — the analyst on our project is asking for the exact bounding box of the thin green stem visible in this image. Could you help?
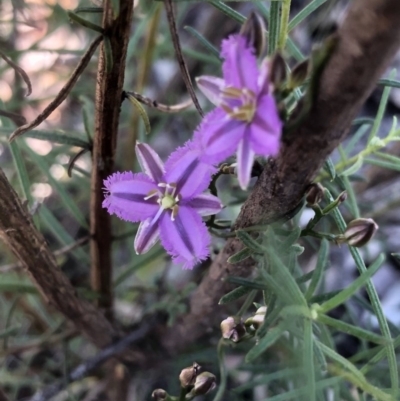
[212,339,227,401]
[278,0,292,50]
[326,190,399,398]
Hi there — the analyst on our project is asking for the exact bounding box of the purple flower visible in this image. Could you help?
[103,142,223,269]
[195,34,283,189]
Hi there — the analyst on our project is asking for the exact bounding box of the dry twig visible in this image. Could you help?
[9,35,102,142]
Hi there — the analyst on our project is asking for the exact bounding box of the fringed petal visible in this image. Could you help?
[136,142,165,183]
[159,206,211,269]
[221,34,258,92]
[183,193,223,216]
[102,172,159,222]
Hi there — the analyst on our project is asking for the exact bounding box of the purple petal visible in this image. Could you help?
[159,206,211,269]
[236,135,255,190]
[221,34,259,92]
[136,142,165,183]
[183,193,223,216]
[102,172,159,222]
[194,108,245,164]
[250,95,282,156]
[134,216,162,254]
[257,57,272,97]
[196,76,225,106]
[163,141,215,199]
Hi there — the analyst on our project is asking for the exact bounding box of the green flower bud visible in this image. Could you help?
[220,316,246,342]
[344,218,378,247]
[179,362,200,388]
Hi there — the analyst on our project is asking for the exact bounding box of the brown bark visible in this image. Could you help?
[0,169,113,349]
[159,0,400,353]
[90,1,134,313]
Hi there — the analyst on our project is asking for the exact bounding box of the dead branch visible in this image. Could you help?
[0,167,143,364]
[158,0,400,354]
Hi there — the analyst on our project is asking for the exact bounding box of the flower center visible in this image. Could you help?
[145,182,181,221]
[161,194,177,210]
[221,87,257,123]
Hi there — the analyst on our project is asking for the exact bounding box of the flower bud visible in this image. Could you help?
[240,11,266,57]
[179,362,200,388]
[193,372,217,396]
[306,183,325,206]
[220,316,246,342]
[289,59,309,89]
[344,218,378,247]
[152,389,167,401]
[269,52,287,89]
[245,306,267,329]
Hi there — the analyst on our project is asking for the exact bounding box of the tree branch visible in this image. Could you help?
[0,168,142,365]
[90,1,134,314]
[159,0,400,353]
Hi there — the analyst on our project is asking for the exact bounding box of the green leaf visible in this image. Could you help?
[375,151,400,165]
[319,254,384,313]
[345,124,370,155]
[236,230,265,253]
[219,286,253,305]
[368,69,396,144]
[246,321,286,362]
[364,157,400,172]
[227,247,252,264]
[318,314,386,344]
[288,0,328,31]
[0,281,38,294]
[305,239,328,299]
[340,155,363,176]
[39,204,90,265]
[184,26,221,60]
[326,189,398,395]
[126,93,151,134]
[303,318,316,401]
[267,247,308,306]
[113,247,164,288]
[378,77,400,89]
[323,158,336,180]
[226,276,266,290]
[0,326,20,339]
[268,1,281,54]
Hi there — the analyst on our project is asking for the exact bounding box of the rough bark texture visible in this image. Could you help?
[0,169,120,352]
[90,1,134,312]
[159,0,400,354]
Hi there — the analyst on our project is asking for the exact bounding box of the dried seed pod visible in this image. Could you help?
[344,218,378,247]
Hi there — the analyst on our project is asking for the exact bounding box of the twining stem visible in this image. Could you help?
[90,0,134,314]
[278,0,292,50]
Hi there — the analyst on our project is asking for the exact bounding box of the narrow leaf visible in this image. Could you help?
[319,254,384,313]
[219,286,254,305]
[246,322,286,362]
[236,230,265,253]
[227,247,252,264]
